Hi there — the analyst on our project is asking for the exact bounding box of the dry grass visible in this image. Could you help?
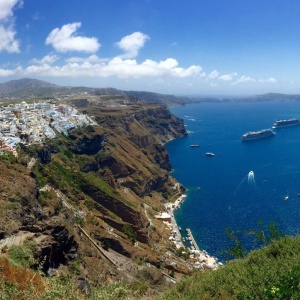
[0,257,46,299]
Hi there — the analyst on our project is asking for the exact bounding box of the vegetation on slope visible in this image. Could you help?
[0,98,190,299]
[0,256,148,300]
[159,236,300,300]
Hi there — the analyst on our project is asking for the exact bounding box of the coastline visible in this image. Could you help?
[165,193,221,270]
[165,194,186,249]
[163,108,220,269]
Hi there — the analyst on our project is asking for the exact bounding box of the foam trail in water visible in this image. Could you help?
[234,171,256,195]
[248,170,255,187]
[233,176,247,195]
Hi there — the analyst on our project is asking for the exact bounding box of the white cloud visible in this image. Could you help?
[219,72,238,81]
[0,0,21,21]
[30,54,60,65]
[0,67,15,76]
[66,54,108,64]
[232,75,255,85]
[46,22,100,53]
[208,70,219,79]
[0,56,202,79]
[259,77,277,83]
[0,0,21,53]
[116,32,149,59]
[0,24,19,53]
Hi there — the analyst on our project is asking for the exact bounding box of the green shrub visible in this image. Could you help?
[159,236,300,300]
[68,260,81,276]
[8,244,35,268]
[122,224,136,244]
[162,192,168,200]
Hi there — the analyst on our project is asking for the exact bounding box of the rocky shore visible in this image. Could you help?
[164,193,221,270]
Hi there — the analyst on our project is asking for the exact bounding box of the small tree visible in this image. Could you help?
[122,224,137,245]
[226,227,245,259]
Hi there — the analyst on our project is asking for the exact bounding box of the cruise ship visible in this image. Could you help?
[241,129,275,141]
[272,118,300,129]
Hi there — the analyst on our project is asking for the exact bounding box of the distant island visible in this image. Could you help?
[1,78,300,107]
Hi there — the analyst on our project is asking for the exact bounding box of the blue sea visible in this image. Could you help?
[166,101,300,260]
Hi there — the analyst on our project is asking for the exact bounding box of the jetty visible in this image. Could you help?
[186,228,200,251]
[186,228,221,270]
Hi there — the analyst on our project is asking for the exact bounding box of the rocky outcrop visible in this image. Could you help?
[37,144,60,164]
[29,224,78,273]
[98,156,136,178]
[68,134,104,155]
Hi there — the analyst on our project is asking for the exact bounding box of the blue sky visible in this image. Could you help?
[1,0,300,96]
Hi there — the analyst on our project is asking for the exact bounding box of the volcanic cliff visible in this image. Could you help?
[0,95,188,293]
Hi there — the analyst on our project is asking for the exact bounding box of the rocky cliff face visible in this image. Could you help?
[68,134,105,155]
[1,98,188,286]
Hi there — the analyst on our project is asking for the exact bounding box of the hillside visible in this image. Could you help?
[0,78,59,93]
[236,92,300,102]
[3,78,300,107]
[0,78,92,100]
[159,236,300,300]
[2,81,300,299]
[0,96,191,298]
[0,78,217,105]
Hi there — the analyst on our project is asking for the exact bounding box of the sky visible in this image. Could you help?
[1,0,300,96]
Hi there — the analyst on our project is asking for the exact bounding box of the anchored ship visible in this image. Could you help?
[241,129,275,141]
[205,152,215,156]
[272,118,300,129]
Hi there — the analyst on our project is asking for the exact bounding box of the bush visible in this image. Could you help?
[122,224,136,245]
[159,236,300,300]
[68,260,81,276]
[162,192,168,200]
[8,244,36,268]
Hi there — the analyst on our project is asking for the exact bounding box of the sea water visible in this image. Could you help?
[166,101,300,259]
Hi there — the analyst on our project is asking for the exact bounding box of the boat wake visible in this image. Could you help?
[234,171,258,195]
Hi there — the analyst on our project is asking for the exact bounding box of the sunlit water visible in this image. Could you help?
[166,101,300,259]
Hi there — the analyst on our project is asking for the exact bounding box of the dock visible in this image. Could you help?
[186,228,200,251]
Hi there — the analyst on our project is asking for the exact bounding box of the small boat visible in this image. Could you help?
[190,144,200,147]
[284,196,289,201]
[205,152,215,157]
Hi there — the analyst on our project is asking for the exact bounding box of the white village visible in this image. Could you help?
[0,101,97,156]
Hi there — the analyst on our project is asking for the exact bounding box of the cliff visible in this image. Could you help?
[0,97,188,297]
